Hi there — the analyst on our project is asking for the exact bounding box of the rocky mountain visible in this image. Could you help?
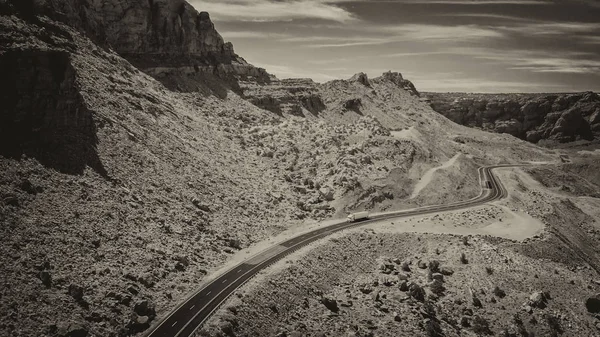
[425,92,600,144]
[2,0,271,92]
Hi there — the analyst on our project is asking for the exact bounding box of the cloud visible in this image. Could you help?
[191,0,356,22]
[414,77,569,92]
[498,22,600,35]
[221,31,292,39]
[449,47,600,74]
[253,63,339,82]
[304,24,503,48]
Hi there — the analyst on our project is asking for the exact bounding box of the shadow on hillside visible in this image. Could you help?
[0,49,110,178]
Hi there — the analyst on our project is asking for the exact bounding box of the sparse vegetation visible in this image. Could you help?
[460,252,469,264]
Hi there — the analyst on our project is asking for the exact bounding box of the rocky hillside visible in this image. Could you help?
[425,92,600,144]
[0,1,559,337]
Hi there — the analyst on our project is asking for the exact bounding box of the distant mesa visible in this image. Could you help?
[426,91,600,144]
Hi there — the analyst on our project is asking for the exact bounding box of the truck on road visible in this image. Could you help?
[347,211,370,223]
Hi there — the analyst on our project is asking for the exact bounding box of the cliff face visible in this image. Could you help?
[425,92,600,143]
[5,0,271,87]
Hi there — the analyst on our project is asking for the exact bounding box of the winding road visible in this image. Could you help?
[147,164,513,337]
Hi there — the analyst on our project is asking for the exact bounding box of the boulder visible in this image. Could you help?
[318,187,335,201]
[528,291,548,309]
[133,300,156,319]
[68,284,84,301]
[408,283,425,302]
[585,293,600,313]
[320,296,339,313]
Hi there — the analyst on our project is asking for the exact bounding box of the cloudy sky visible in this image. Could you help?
[190,0,600,92]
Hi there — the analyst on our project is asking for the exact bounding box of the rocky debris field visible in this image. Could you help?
[525,158,600,198]
[425,92,600,144]
[201,232,600,337]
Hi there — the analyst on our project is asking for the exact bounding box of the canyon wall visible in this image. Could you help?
[425,92,600,143]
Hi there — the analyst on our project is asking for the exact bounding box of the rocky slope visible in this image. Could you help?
[0,2,564,337]
[425,92,600,144]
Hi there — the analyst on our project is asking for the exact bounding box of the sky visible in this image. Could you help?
[190,0,600,93]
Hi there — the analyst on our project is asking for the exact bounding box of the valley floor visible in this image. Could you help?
[200,162,600,337]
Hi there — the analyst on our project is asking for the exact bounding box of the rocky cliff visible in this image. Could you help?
[425,92,600,143]
[3,0,271,90]
[240,71,420,118]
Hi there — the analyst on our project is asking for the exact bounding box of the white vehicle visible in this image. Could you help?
[347,211,370,223]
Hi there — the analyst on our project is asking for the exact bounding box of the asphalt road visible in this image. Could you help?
[147,164,512,337]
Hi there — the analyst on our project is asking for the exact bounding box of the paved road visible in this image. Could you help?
[147,164,512,337]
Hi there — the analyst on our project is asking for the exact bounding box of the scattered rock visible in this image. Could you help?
[318,187,335,201]
[472,295,483,308]
[127,314,150,334]
[408,283,425,302]
[68,284,84,301]
[417,260,427,269]
[528,291,549,309]
[492,286,506,298]
[431,273,444,282]
[399,280,409,292]
[228,239,242,249]
[428,260,440,273]
[133,300,156,319]
[57,322,88,337]
[192,198,211,212]
[138,273,156,288]
[440,267,454,276]
[320,296,339,313]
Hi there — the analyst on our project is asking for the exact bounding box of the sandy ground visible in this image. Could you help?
[410,153,462,199]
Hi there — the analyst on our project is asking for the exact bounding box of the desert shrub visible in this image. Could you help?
[485,266,494,275]
[493,286,506,298]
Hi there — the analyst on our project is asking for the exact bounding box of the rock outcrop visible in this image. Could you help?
[240,71,420,117]
[5,0,271,90]
[425,92,600,143]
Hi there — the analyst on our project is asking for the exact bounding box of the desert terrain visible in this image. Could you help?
[1,1,600,337]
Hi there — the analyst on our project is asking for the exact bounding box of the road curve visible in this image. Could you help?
[147,164,514,337]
